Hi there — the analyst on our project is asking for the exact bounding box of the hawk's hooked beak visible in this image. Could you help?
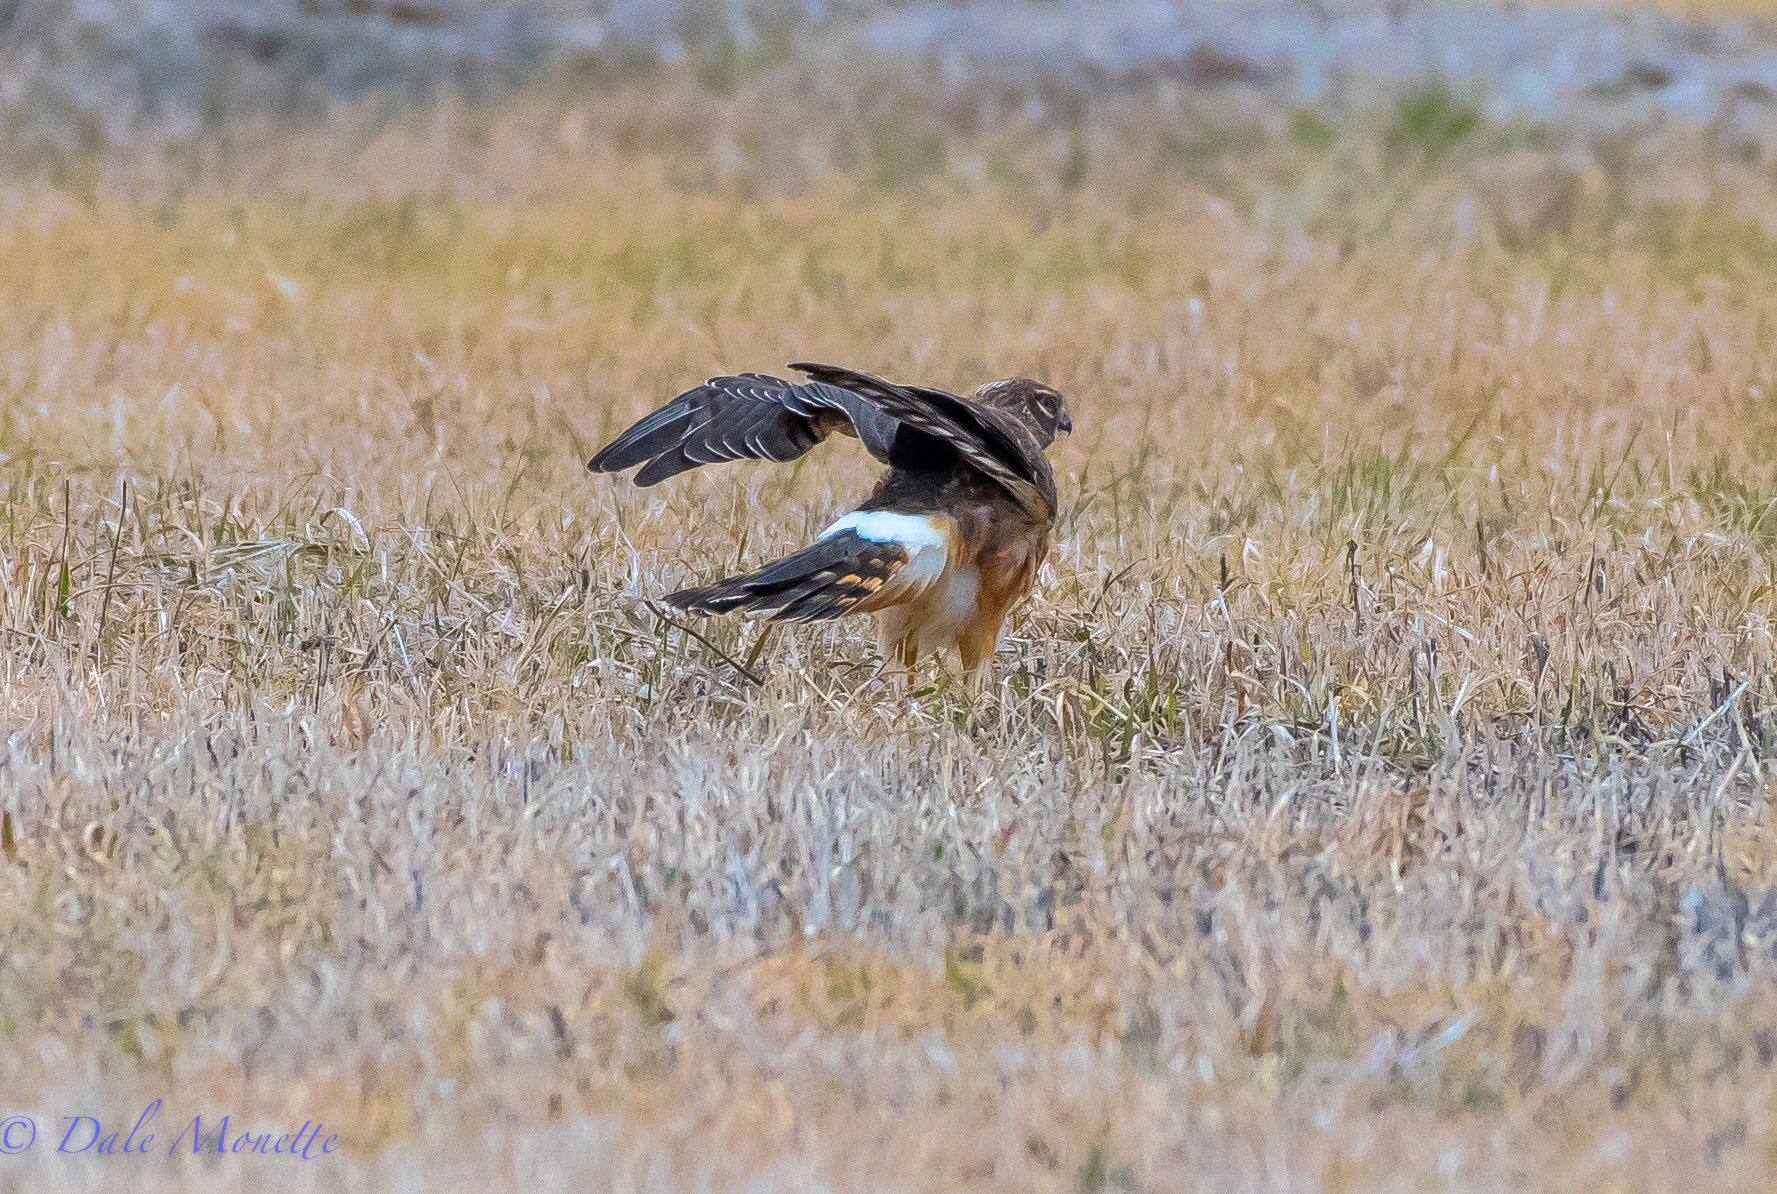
[1058,413,1074,435]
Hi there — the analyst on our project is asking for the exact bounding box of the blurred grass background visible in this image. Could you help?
[7,2,1777,1191]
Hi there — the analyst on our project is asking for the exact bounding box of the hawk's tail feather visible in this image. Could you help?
[666,529,906,623]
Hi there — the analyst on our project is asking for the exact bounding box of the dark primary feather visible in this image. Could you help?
[587,373,901,485]
[788,362,1057,521]
[666,530,909,622]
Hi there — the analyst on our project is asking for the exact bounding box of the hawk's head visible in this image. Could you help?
[972,378,1074,447]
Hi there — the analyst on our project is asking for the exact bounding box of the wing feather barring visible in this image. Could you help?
[588,363,1072,676]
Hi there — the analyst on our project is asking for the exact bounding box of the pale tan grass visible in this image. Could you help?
[2,92,1777,1191]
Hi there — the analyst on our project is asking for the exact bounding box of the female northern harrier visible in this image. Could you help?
[588,363,1072,676]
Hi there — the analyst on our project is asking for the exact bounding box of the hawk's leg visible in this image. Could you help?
[957,614,1003,685]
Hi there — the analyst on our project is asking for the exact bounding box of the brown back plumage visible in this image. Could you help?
[788,363,1065,520]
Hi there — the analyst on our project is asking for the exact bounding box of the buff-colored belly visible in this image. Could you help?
[876,565,978,659]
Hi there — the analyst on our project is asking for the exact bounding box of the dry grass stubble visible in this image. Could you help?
[3,99,1777,1189]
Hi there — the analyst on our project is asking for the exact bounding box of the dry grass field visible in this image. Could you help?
[6,69,1777,1191]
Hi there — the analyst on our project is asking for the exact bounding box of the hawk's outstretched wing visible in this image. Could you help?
[788,362,1057,522]
[588,372,902,486]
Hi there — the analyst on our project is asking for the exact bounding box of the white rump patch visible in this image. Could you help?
[821,510,949,551]
[819,510,951,595]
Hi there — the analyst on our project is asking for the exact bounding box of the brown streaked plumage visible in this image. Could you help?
[588,363,1072,677]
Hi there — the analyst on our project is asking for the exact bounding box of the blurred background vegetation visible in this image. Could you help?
[11,0,1777,288]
